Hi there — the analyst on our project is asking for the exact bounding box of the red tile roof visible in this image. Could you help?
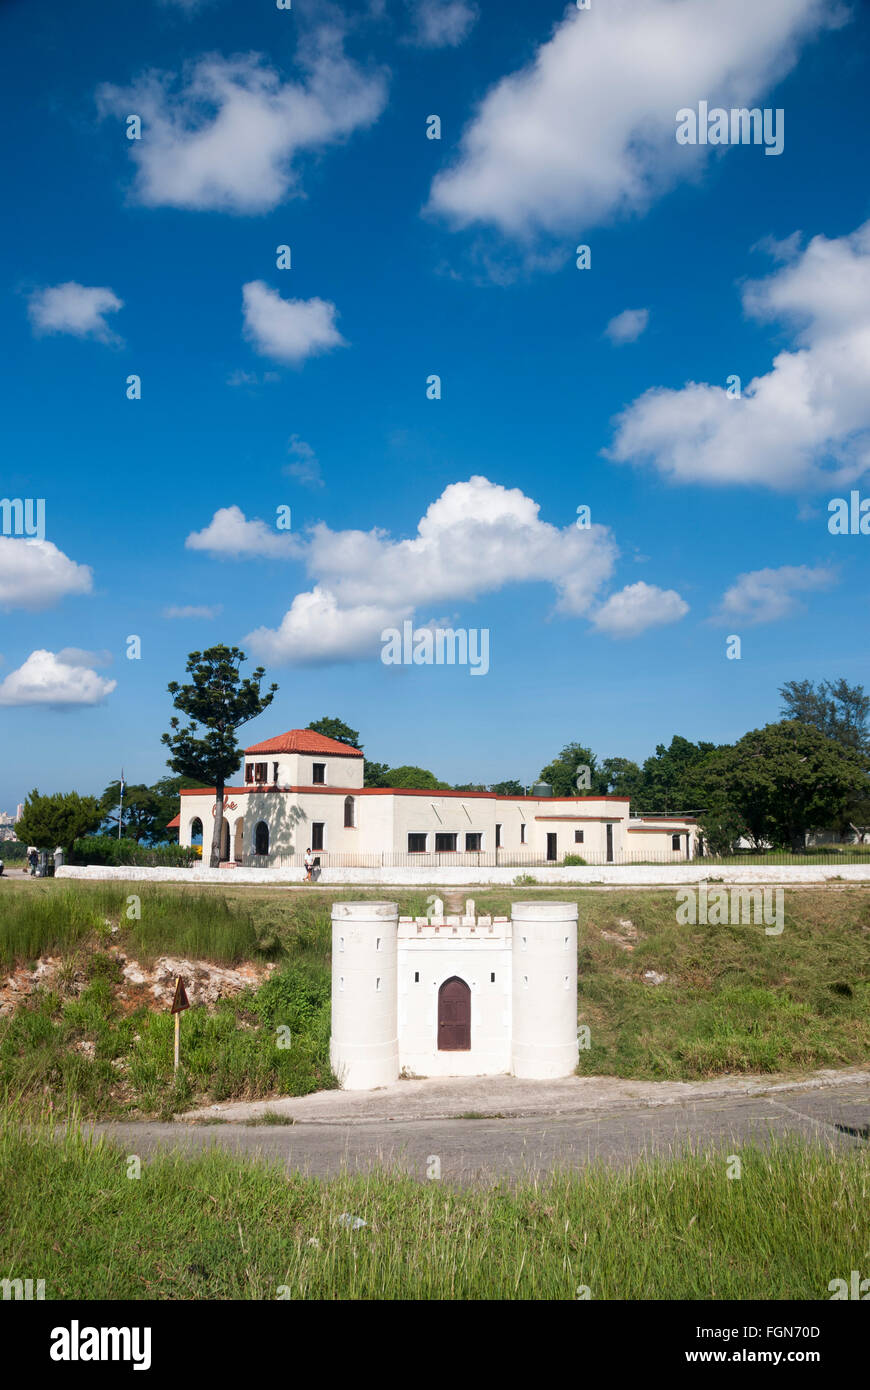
[244,729,363,757]
[166,814,181,829]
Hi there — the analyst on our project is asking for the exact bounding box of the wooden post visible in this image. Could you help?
[174,1012,180,1073]
[170,975,189,1074]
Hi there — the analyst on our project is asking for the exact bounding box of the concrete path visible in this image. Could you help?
[86,1069,870,1184]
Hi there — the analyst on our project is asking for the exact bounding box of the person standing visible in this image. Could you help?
[28,847,38,876]
[304,847,314,882]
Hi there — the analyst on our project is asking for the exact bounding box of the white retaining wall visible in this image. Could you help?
[57,864,870,886]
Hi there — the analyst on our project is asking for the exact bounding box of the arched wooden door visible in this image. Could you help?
[438,976,471,1051]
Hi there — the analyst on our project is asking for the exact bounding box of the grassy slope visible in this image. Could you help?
[0,883,868,1114]
[0,1121,866,1300]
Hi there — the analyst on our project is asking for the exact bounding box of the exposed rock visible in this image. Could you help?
[642,970,668,986]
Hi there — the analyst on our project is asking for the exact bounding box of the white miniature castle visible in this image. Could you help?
[330,899,579,1089]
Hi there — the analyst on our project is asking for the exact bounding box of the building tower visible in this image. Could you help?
[510,900,579,1079]
[330,901,399,1090]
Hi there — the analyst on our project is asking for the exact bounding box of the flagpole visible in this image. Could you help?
[118,768,125,841]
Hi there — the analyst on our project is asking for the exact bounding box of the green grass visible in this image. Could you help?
[2,883,868,1106]
[0,1119,866,1299]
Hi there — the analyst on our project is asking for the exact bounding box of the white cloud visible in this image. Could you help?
[406,0,478,48]
[28,283,123,343]
[0,539,93,611]
[0,650,117,708]
[96,31,387,213]
[590,581,688,638]
[605,308,649,344]
[607,220,870,491]
[163,604,222,619]
[237,475,620,664]
[283,434,324,488]
[427,0,840,241]
[712,565,836,625]
[185,504,298,559]
[242,282,346,365]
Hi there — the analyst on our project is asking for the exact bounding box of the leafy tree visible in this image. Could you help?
[633,736,718,814]
[696,721,866,850]
[306,716,362,749]
[490,779,525,797]
[538,743,609,797]
[452,783,489,793]
[363,760,391,788]
[780,678,870,755]
[600,757,643,800]
[99,781,160,843]
[385,765,449,790]
[16,788,102,854]
[161,645,278,867]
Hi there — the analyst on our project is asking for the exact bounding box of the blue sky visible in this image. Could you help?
[2,0,869,806]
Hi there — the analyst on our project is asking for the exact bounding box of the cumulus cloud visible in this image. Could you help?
[712,565,836,625]
[607,220,870,491]
[0,539,93,611]
[590,581,688,638]
[185,505,298,559]
[96,30,387,213]
[427,0,840,242]
[405,0,478,48]
[27,283,123,344]
[0,650,116,708]
[163,604,222,619]
[230,476,621,664]
[242,282,346,365]
[605,308,649,344]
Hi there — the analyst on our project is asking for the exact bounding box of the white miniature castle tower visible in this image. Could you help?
[330,899,579,1090]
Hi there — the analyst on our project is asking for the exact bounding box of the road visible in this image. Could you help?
[85,1073,870,1184]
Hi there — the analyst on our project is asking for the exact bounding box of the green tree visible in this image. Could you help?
[363,761,391,788]
[452,783,489,792]
[697,721,866,850]
[306,716,362,749]
[99,781,160,843]
[161,646,278,868]
[16,788,102,854]
[779,678,870,754]
[385,765,449,790]
[600,757,643,800]
[538,743,608,797]
[634,736,718,814]
[490,779,525,797]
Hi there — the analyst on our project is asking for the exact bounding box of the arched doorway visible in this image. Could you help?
[254,821,269,856]
[438,977,471,1051]
[344,796,355,828]
[233,819,244,861]
[189,817,203,848]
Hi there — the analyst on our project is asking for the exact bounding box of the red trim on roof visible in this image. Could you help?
[179,786,631,802]
[243,729,363,756]
[166,814,180,829]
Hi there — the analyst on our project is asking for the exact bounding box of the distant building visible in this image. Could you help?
[0,811,18,843]
[174,728,698,865]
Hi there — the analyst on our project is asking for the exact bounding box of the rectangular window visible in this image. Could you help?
[245,764,254,784]
[254,762,267,784]
[465,833,482,851]
[408,833,427,853]
[520,823,527,844]
[435,833,457,852]
[574,829,584,844]
[273,761,279,783]
[671,834,681,851]
[414,971,419,983]
[312,822,324,850]
[495,824,502,848]
[312,763,325,784]
[490,972,495,983]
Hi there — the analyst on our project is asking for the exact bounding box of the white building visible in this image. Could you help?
[173,728,698,865]
[330,898,580,1088]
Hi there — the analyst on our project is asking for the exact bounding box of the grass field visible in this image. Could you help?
[0,1118,865,1300]
[1,881,868,1116]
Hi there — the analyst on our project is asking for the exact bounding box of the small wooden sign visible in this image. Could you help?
[171,976,190,1014]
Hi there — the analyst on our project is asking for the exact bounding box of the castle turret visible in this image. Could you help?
[330,901,399,1090]
[510,901,578,1079]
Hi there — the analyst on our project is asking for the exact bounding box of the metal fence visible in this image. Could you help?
[234,848,870,870]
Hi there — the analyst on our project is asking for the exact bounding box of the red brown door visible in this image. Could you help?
[438,976,471,1051]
